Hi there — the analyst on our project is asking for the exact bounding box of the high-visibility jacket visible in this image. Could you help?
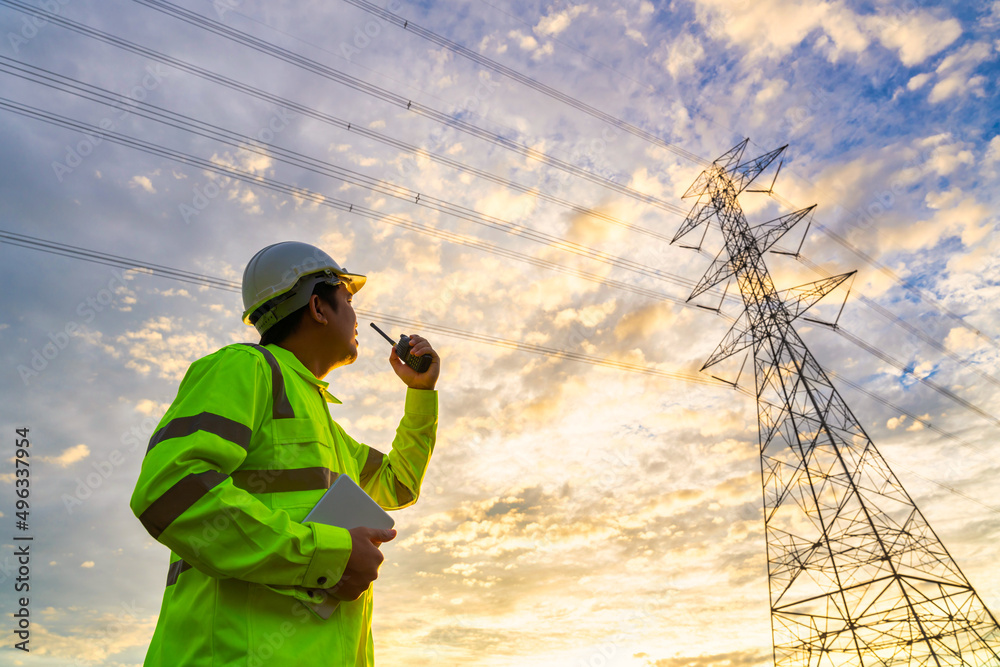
[130,342,437,666]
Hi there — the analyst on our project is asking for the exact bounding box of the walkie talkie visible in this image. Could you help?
[370,323,432,373]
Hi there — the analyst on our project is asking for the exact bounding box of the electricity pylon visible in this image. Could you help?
[673,140,1000,666]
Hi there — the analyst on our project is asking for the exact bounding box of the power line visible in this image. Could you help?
[0,229,725,388]
[120,0,683,214]
[826,370,994,459]
[0,10,688,240]
[6,0,986,376]
[834,327,1000,428]
[0,102,703,310]
[472,0,654,97]
[10,87,999,432]
[8,223,1000,441]
[340,0,1000,365]
[0,100,710,309]
[4,6,995,431]
[135,0,998,357]
[793,253,1000,390]
[6,229,997,515]
[337,0,710,166]
[5,0,998,533]
[0,58,691,288]
[768,191,998,352]
[10,85,999,436]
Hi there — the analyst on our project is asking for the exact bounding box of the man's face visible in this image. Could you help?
[322,283,359,367]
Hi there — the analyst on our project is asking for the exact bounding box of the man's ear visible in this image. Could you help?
[307,294,328,325]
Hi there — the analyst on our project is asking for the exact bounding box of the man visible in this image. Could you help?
[130,241,439,665]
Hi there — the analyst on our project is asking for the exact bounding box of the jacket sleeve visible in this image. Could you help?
[351,388,438,510]
[129,345,352,591]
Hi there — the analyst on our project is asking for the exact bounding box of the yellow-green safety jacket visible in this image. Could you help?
[130,342,437,666]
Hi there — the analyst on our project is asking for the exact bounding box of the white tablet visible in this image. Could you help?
[302,474,395,530]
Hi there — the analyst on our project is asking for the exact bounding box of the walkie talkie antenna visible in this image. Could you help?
[370,322,395,346]
[369,322,432,372]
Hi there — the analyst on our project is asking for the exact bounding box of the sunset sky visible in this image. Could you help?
[1,0,998,665]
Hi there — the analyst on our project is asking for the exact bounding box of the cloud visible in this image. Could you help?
[507,30,554,58]
[210,149,271,175]
[389,236,443,275]
[944,327,983,354]
[871,8,961,66]
[41,444,91,467]
[985,136,1000,165]
[552,301,617,328]
[81,561,95,568]
[6,2,1000,664]
[775,134,988,261]
[652,649,773,667]
[319,227,356,262]
[564,207,630,244]
[129,175,155,193]
[909,41,996,104]
[473,185,539,221]
[656,32,707,79]
[694,0,859,61]
[23,611,157,664]
[922,187,991,247]
[113,317,218,381]
[534,4,590,37]
[133,399,169,416]
[613,303,677,343]
[926,142,975,176]
[693,0,960,66]
[907,71,932,90]
[751,78,789,124]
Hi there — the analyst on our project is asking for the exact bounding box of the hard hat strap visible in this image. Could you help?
[250,272,343,335]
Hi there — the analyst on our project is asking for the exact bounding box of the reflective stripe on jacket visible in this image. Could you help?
[130,343,438,666]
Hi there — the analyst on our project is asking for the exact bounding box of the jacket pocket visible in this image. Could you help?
[271,417,330,448]
[259,418,339,513]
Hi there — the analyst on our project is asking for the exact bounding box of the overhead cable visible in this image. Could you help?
[9,0,978,361]
[128,0,999,355]
[6,224,999,435]
[7,229,999,513]
[833,327,1000,428]
[794,253,1000,390]
[767,191,998,352]
[0,229,726,388]
[0,59,690,287]
[9,90,997,433]
[337,0,710,166]
[9,88,997,429]
[0,100,705,309]
[119,0,682,214]
[0,11,688,238]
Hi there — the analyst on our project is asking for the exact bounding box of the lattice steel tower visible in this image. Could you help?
[673,140,1000,666]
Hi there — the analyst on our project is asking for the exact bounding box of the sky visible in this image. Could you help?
[0,0,998,665]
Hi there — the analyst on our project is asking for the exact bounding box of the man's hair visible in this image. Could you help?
[259,279,342,346]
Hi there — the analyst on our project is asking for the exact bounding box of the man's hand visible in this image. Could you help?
[389,334,440,390]
[329,526,397,601]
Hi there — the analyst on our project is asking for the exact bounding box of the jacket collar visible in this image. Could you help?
[264,343,342,404]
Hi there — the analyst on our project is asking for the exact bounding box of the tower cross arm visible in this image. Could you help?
[728,144,787,195]
[751,205,816,253]
[702,311,753,370]
[778,271,856,323]
[688,245,736,301]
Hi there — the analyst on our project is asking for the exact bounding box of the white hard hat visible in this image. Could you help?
[241,241,366,335]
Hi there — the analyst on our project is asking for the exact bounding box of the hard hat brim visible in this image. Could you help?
[242,269,366,329]
[339,271,366,295]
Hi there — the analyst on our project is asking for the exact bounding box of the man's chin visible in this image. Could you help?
[331,347,359,369]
